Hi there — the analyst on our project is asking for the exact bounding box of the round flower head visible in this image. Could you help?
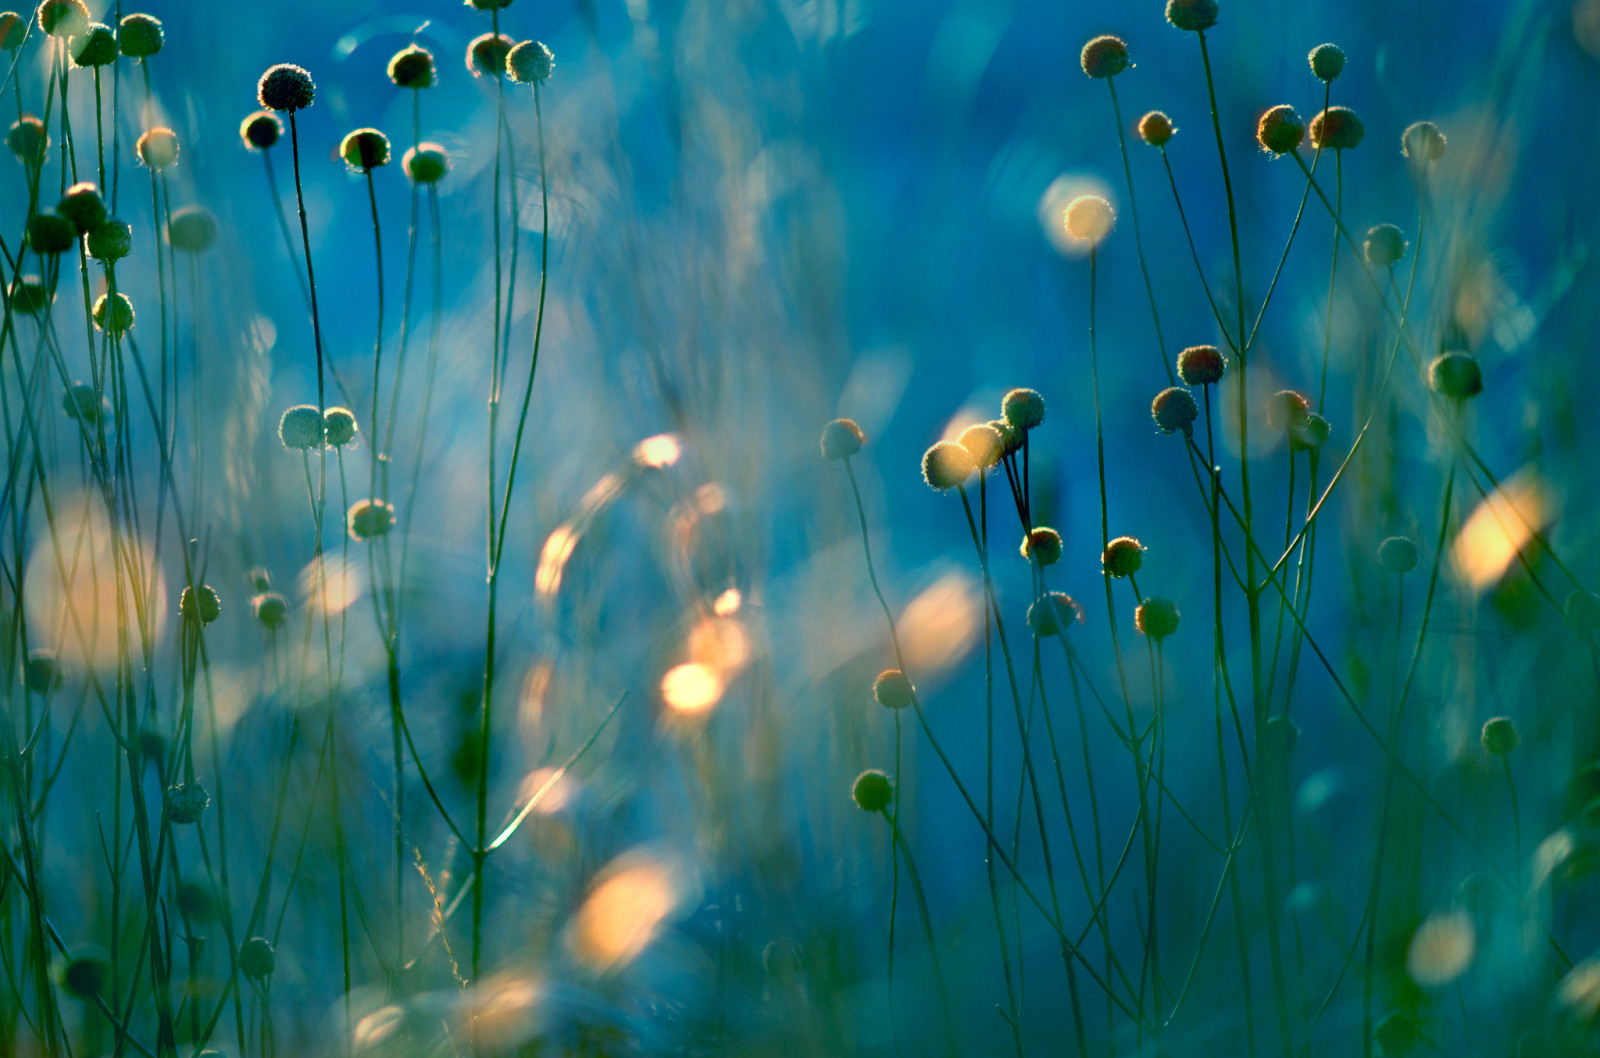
[987,418,1022,456]
[958,423,1005,469]
[819,417,865,460]
[1289,412,1330,452]
[137,725,166,764]
[1565,590,1600,634]
[87,217,132,262]
[1080,34,1130,79]
[1151,386,1199,436]
[1402,120,1446,162]
[1064,194,1115,241]
[1266,389,1310,431]
[70,21,116,66]
[507,39,554,84]
[92,292,134,336]
[168,206,218,252]
[241,110,283,151]
[1308,42,1345,82]
[404,143,451,184]
[921,441,974,491]
[176,882,218,921]
[1021,526,1063,566]
[12,275,53,315]
[136,127,178,170]
[340,128,390,171]
[1002,387,1045,431]
[278,404,324,449]
[24,648,62,693]
[1310,106,1364,150]
[872,669,914,710]
[35,0,86,37]
[119,13,163,57]
[467,33,513,78]
[1135,597,1180,640]
[1177,344,1226,385]
[851,770,893,813]
[1256,105,1304,155]
[348,499,397,540]
[8,115,47,163]
[1480,716,1519,756]
[61,952,110,999]
[388,44,436,88]
[1364,223,1407,268]
[238,937,276,980]
[1428,352,1482,401]
[62,382,109,425]
[323,406,357,447]
[1027,591,1083,636]
[0,11,24,49]
[26,210,75,255]
[165,781,210,824]
[1377,535,1419,574]
[179,584,221,626]
[466,0,514,8]
[1102,536,1144,578]
[252,591,289,629]
[1165,0,1218,32]
[1138,110,1175,147]
[257,64,315,112]
[58,181,106,234]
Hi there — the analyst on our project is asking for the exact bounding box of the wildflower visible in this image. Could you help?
[872,669,915,710]
[1308,42,1345,81]
[238,937,276,980]
[257,63,316,112]
[819,418,865,460]
[1027,591,1083,635]
[1428,352,1482,400]
[26,211,75,255]
[1257,105,1304,155]
[388,43,436,88]
[179,584,221,626]
[1165,0,1218,32]
[921,441,974,491]
[1002,388,1046,431]
[323,407,357,447]
[24,649,62,693]
[1289,412,1330,452]
[1138,110,1175,146]
[86,217,133,262]
[851,770,893,813]
[1064,194,1115,241]
[176,883,217,921]
[61,953,110,999]
[1021,527,1063,566]
[1151,386,1199,436]
[35,0,86,38]
[278,405,323,449]
[1310,106,1365,150]
[958,423,1005,469]
[1481,716,1519,756]
[1135,597,1180,640]
[119,13,163,57]
[58,181,106,233]
[8,115,47,163]
[1177,344,1226,385]
[1266,389,1310,431]
[70,21,115,66]
[1080,35,1130,79]
[165,781,210,824]
[467,33,513,78]
[987,418,1021,456]
[11,275,53,315]
[241,110,283,150]
[507,39,554,84]
[136,126,178,170]
[168,206,218,252]
[252,591,289,629]
[348,499,397,540]
[1364,223,1407,267]
[340,127,391,171]
[92,292,134,336]
[0,11,23,48]
[1378,535,1419,574]
[1402,120,1446,162]
[1566,591,1600,634]
[1103,536,1144,578]
[61,382,110,425]
[404,143,451,184]
[137,725,166,764]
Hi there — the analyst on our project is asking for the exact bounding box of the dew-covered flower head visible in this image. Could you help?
[136,127,179,170]
[86,217,133,262]
[340,128,391,171]
[1363,223,1407,267]
[1177,344,1226,385]
[921,441,974,491]
[1377,535,1419,575]
[1308,43,1345,82]
[1257,105,1304,155]
[872,669,914,710]
[92,292,134,336]
[1138,111,1175,147]
[1002,388,1045,431]
[1135,597,1180,640]
[467,33,513,78]
[1165,0,1218,32]
[1021,527,1063,566]
[957,423,1005,469]
[1310,106,1365,150]
[36,0,87,38]
[507,39,554,84]
[71,21,116,66]
[119,13,163,57]
[820,418,865,460]
[1151,386,1199,436]
[1080,35,1130,79]
[1102,536,1144,578]
[278,404,324,449]
[1064,195,1115,242]
[258,63,316,112]
[1402,120,1446,162]
[388,44,436,88]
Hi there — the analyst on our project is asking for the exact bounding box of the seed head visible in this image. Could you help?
[278,405,323,449]
[8,115,47,163]
[87,217,133,262]
[0,11,24,48]
[136,126,179,170]
[1364,223,1407,267]
[1151,386,1199,435]
[987,418,1022,456]
[92,292,134,336]
[61,953,110,999]
[404,143,451,184]
[12,274,53,315]
[467,33,513,78]
[1064,194,1115,241]
[27,211,75,255]
[323,407,358,447]
[62,382,110,425]
[1428,352,1482,401]
[1310,106,1364,151]
[1257,105,1304,155]
[58,182,106,233]
[1021,527,1063,566]
[872,669,914,710]
[1135,597,1180,640]
[507,39,554,84]
[165,781,211,824]
[1177,344,1226,385]
[819,417,865,460]
[258,63,315,112]
[238,937,276,980]
[348,499,397,540]
[24,649,62,693]
[851,770,893,813]
[1138,110,1175,147]
[958,423,1005,469]
[1566,591,1600,634]
[1027,591,1084,636]
[1378,535,1419,575]
[71,21,116,66]
[340,128,390,171]
[1165,0,1218,32]
[1002,387,1045,431]
[388,44,436,88]
[1308,42,1345,81]
[35,0,86,37]
[119,13,163,57]
[179,584,221,626]
[1481,716,1519,756]
[1402,120,1446,162]
[241,110,282,150]
[168,205,218,252]
[921,441,974,491]
[1289,412,1330,452]
[1266,389,1310,431]
[252,591,289,629]
[1080,35,1130,79]
[1102,536,1144,578]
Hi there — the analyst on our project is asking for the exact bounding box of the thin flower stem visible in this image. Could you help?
[1106,78,1173,385]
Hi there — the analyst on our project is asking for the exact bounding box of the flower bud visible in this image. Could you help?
[278,404,323,449]
[136,126,178,169]
[1377,535,1418,574]
[1177,344,1226,385]
[1266,389,1310,431]
[119,13,163,57]
[1289,412,1330,453]
[1135,596,1180,639]
[1002,387,1045,431]
[1021,527,1063,566]
[11,275,53,315]
[257,63,315,112]
[238,937,276,980]
[176,882,217,921]
[1080,35,1130,79]
[8,115,47,164]
[61,952,110,999]
[92,292,134,336]
[1165,0,1218,32]
[1480,716,1519,756]
[348,499,397,540]
[1064,194,1115,241]
[241,110,283,151]
[467,33,513,78]
[388,44,436,88]
[819,418,864,460]
[26,210,75,255]
[957,423,1004,469]
[872,669,914,710]
[1308,43,1345,82]
[921,441,974,491]
[1428,353,1482,401]
[851,770,893,813]
[24,648,62,693]
[35,0,86,38]
[1027,591,1083,636]
[71,21,116,66]
[58,181,106,233]
[1257,105,1304,155]
[252,591,289,629]
[87,217,132,262]
[165,781,210,824]
[1363,223,1407,267]
[167,205,218,252]
[0,11,24,48]
[987,418,1021,456]
[1151,386,1199,435]
[1102,536,1144,578]
[179,584,221,626]
[1138,110,1175,147]
[323,407,358,448]
[1402,121,1446,162]
[1310,106,1364,151]
[62,381,109,425]
[507,39,554,84]
[403,143,451,184]
[340,127,390,171]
